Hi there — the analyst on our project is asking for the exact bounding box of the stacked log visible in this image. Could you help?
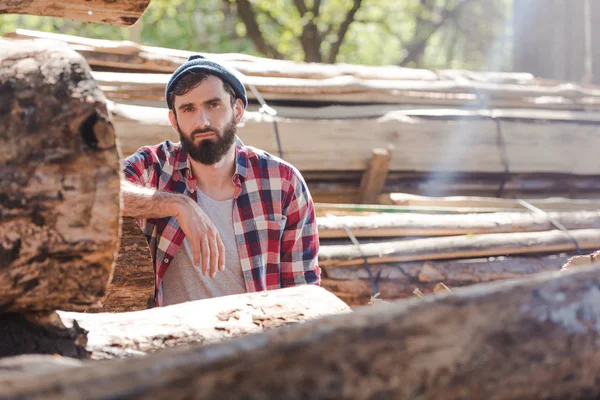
[4,263,600,399]
[5,30,600,202]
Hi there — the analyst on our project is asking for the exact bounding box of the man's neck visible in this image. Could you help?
[189,144,237,200]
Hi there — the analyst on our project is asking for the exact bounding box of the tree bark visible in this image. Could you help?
[0,0,151,26]
[4,264,600,399]
[0,286,350,360]
[0,41,121,313]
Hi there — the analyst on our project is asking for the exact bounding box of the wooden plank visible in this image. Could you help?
[384,193,600,211]
[4,264,600,399]
[0,1,150,26]
[0,41,120,313]
[318,229,600,267]
[110,102,600,175]
[317,210,600,238]
[357,147,393,204]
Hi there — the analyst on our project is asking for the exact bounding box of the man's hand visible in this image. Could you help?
[175,196,225,278]
[121,180,225,278]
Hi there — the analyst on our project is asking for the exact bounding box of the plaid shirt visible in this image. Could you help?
[123,139,321,306]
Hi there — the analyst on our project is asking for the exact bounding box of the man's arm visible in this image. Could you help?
[121,180,225,278]
[279,169,321,288]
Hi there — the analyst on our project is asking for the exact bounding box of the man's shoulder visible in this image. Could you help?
[126,140,181,165]
[243,145,300,180]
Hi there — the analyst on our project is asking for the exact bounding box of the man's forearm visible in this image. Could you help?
[121,180,188,219]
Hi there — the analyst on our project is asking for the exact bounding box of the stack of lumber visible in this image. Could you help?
[315,194,600,305]
[4,30,600,202]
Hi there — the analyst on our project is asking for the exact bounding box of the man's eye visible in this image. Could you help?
[183,107,193,112]
[209,102,219,108]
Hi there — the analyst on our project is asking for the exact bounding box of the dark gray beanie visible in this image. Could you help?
[165,55,248,110]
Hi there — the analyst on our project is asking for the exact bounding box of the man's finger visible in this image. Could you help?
[201,236,210,276]
[208,236,219,278]
[191,235,201,266]
[217,233,225,272]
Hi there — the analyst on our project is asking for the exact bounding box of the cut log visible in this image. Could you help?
[4,263,600,399]
[317,210,600,238]
[357,147,393,204]
[0,355,83,386]
[0,1,151,26]
[318,229,600,267]
[383,192,600,211]
[0,286,350,360]
[0,41,120,313]
[322,254,568,305]
[109,102,600,175]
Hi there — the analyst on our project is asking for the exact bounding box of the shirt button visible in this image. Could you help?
[164,258,170,263]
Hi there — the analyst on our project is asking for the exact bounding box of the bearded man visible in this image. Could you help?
[122,55,320,307]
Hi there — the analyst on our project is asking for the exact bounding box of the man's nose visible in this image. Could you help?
[196,109,210,127]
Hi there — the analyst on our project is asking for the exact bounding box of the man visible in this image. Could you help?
[122,55,320,307]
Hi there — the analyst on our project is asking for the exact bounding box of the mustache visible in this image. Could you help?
[191,126,219,137]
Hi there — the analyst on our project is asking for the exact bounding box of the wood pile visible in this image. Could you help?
[4,30,600,203]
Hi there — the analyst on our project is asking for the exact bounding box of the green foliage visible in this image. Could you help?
[0,0,512,70]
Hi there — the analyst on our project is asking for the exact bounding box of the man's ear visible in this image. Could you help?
[234,99,244,124]
[168,109,178,131]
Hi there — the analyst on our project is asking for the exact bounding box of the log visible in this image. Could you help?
[4,263,600,399]
[383,192,600,211]
[317,210,600,238]
[0,41,120,313]
[109,102,600,175]
[87,217,154,313]
[319,229,600,267]
[0,1,151,26]
[0,286,351,360]
[321,254,568,305]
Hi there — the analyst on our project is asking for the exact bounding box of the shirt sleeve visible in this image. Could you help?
[279,167,321,287]
[121,148,159,235]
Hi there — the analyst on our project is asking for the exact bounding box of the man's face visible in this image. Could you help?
[170,76,242,165]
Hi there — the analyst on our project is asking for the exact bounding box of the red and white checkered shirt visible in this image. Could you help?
[123,139,321,306]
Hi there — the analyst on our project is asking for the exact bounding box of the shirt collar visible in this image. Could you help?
[175,137,248,180]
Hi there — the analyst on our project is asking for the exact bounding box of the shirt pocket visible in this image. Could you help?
[253,216,287,242]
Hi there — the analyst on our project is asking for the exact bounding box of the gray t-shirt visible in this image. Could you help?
[162,189,246,306]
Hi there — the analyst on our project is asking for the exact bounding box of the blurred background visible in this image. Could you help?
[1,0,597,83]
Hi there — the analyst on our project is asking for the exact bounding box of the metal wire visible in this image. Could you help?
[247,84,284,159]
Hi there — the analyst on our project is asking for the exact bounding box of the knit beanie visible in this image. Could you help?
[165,55,248,110]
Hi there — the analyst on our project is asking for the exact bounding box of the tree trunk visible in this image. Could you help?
[0,0,151,26]
[4,264,600,399]
[0,286,350,360]
[0,41,121,313]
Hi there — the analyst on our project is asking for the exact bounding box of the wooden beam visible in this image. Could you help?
[383,192,600,211]
[4,264,600,399]
[318,229,600,267]
[357,147,393,204]
[0,41,120,313]
[317,210,600,238]
[109,102,600,175]
[0,1,151,26]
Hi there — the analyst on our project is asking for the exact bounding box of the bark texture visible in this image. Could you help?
[3,265,600,399]
[0,0,150,26]
[0,41,121,313]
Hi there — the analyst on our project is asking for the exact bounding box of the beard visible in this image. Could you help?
[178,116,237,165]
